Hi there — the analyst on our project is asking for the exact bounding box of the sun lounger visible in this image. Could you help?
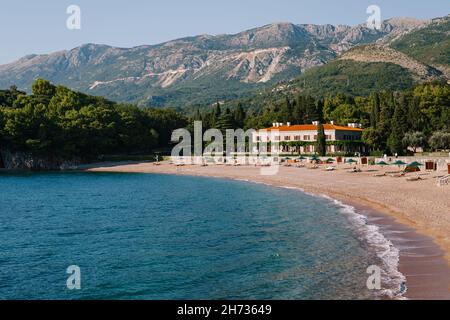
[373,173,386,177]
[406,176,421,182]
[389,173,404,178]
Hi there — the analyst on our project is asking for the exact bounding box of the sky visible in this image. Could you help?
[0,0,448,64]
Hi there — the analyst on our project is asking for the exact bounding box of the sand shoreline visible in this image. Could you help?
[81,161,450,299]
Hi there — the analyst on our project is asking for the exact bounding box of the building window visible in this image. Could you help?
[294,135,301,141]
[284,136,291,141]
[303,135,310,141]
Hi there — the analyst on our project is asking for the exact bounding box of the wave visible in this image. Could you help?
[229,178,408,299]
[317,194,407,299]
[291,187,407,299]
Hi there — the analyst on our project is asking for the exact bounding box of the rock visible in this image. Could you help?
[0,150,81,170]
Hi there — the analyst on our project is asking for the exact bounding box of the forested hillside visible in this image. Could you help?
[193,82,450,155]
[0,79,187,165]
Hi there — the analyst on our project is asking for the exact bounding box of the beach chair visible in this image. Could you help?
[389,173,405,178]
[373,173,386,177]
[406,175,422,182]
[437,175,450,186]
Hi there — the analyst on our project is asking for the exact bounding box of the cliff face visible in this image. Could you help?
[0,150,81,170]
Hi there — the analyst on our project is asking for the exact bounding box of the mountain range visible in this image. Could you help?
[0,14,448,108]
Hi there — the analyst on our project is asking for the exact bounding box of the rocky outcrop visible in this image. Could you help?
[0,150,81,170]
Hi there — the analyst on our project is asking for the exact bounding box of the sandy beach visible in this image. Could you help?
[82,161,450,299]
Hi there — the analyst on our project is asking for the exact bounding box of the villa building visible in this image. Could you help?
[253,121,364,154]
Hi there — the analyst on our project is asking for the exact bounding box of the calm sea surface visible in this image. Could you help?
[0,172,383,299]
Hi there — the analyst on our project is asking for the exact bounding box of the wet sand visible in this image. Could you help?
[353,204,450,299]
[81,161,450,300]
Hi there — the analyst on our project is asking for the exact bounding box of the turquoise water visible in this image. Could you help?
[0,172,382,300]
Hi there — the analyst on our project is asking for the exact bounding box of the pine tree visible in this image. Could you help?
[279,97,292,123]
[211,102,222,127]
[316,99,324,122]
[304,95,318,123]
[369,92,380,128]
[216,108,234,132]
[233,103,246,128]
[293,95,306,124]
[388,102,408,155]
[316,122,327,156]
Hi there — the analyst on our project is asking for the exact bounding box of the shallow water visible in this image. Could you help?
[0,172,393,299]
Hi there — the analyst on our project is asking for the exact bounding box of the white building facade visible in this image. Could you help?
[253,122,364,154]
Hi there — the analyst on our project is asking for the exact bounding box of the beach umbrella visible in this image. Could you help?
[310,156,320,162]
[325,158,335,163]
[393,160,407,167]
[376,161,389,166]
[345,159,357,164]
[298,156,307,160]
[407,161,423,167]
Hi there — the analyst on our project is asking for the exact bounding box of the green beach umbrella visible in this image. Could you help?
[310,155,320,162]
[393,160,407,166]
[345,159,357,164]
[407,161,423,167]
[376,161,389,166]
[326,158,335,163]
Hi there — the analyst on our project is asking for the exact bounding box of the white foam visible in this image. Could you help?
[323,196,407,300]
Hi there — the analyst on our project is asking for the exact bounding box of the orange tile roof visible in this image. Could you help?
[260,124,363,132]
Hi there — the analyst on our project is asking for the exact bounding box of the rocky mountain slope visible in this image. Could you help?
[275,15,450,98]
[0,18,431,107]
[390,15,450,78]
[339,44,444,82]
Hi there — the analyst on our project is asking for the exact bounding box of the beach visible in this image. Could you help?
[83,161,450,299]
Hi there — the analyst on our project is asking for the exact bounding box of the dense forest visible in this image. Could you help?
[192,81,450,156]
[0,79,187,163]
[0,79,449,166]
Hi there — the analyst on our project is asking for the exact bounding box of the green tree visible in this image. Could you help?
[387,102,408,155]
[429,131,450,151]
[402,131,427,153]
[32,79,56,104]
[233,103,246,128]
[369,92,380,128]
[316,123,326,156]
[216,108,235,132]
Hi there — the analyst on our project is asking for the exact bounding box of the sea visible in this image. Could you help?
[0,172,405,299]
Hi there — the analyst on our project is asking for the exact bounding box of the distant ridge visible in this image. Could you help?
[1,15,448,107]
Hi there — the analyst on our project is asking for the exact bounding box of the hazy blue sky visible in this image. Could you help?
[0,0,448,64]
